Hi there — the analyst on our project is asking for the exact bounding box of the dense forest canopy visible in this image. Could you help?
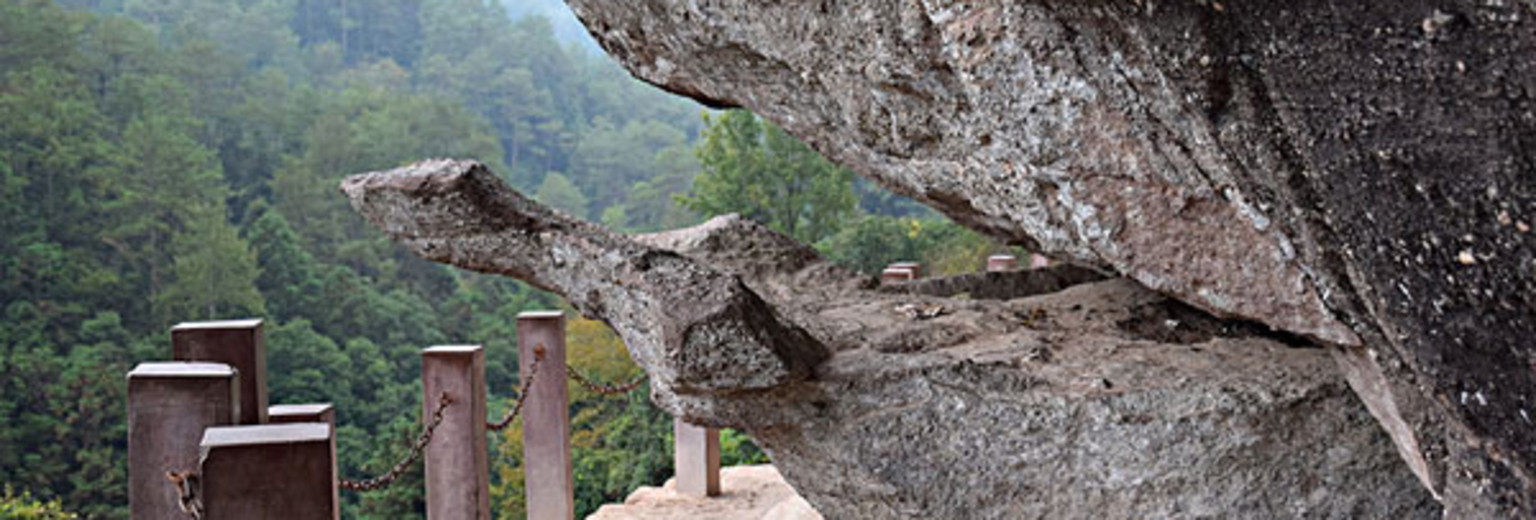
[0,0,1013,517]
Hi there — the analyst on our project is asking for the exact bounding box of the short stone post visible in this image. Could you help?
[1029,253,1052,269]
[172,319,267,424]
[518,311,575,520]
[881,267,916,284]
[889,261,923,279]
[422,346,490,519]
[987,254,1018,272]
[673,419,721,497]
[269,403,335,425]
[199,423,338,519]
[128,362,239,519]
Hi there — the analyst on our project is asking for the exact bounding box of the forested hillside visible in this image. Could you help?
[0,0,1012,517]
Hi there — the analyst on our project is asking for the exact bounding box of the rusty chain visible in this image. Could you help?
[329,343,645,492]
[340,391,453,492]
[566,366,647,396]
[487,345,545,431]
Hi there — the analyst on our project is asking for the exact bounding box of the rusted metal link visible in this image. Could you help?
[566,366,647,396]
[165,470,204,519]
[340,391,453,492]
[487,347,544,432]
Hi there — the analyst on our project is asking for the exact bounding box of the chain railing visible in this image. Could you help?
[567,366,647,396]
[487,345,544,432]
[325,343,647,492]
[139,316,664,517]
[339,391,453,492]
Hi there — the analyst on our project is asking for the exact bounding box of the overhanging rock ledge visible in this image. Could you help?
[564,0,1536,514]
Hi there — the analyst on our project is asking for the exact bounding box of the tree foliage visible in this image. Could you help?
[682,110,857,243]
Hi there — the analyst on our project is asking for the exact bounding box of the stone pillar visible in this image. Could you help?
[986,255,1018,272]
[422,346,490,520]
[673,419,721,497]
[881,267,915,284]
[888,261,923,279]
[518,311,574,520]
[128,362,239,520]
[269,403,335,426]
[171,319,267,424]
[199,423,338,520]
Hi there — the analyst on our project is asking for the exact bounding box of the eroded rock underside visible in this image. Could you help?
[344,161,1437,518]
[559,0,1536,515]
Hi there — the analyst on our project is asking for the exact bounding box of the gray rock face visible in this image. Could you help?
[344,161,1437,518]
[565,0,1536,513]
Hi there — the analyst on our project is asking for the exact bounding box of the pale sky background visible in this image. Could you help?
[503,0,604,52]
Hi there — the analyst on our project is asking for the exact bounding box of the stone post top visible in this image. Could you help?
[268,403,334,416]
[988,254,1016,260]
[171,318,264,331]
[423,345,483,355]
[517,310,565,320]
[128,362,236,379]
[201,423,330,449]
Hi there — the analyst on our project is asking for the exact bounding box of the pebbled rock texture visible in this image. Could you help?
[345,161,1438,518]
[564,0,1536,513]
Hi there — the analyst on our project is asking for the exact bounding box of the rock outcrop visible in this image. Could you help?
[562,0,1536,514]
[344,160,1437,518]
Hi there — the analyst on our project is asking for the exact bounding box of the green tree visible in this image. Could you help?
[817,215,1014,276]
[247,208,323,322]
[681,110,856,243]
[534,172,589,217]
[103,93,227,316]
[154,204,266,322]
[0,484,77,519]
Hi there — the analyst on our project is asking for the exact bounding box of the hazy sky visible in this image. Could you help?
[503,0,603,52]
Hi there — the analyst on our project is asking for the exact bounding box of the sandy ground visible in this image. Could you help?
[586,465,821,520]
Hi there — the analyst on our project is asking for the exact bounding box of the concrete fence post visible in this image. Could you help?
[422,346,490,519]
[172,319,267,424]
[268,403,335,426]
[673,419,721,497]
[881,267,916,284]
[199,423,338,519]
[517,311,574,520]
[888,261,923,279]
[128,362,239,519]
[987,254,1018,272]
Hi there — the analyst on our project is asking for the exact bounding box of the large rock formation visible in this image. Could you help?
[559,0,1536,514]
[343,160,1436,518]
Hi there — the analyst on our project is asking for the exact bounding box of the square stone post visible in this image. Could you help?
[673,419,721,497]
[128,362,239,519]
[199,423,338,519]
[517,311,574,520]
[269,403,335,426]
[986,254,1018,272]
[172,319,267,424]
[888,261,923,279]
[422,346,490,519]
[881,267,916,284]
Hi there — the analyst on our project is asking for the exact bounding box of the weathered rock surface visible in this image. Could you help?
[564,0,1536,513]
[344,161,1437,518]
